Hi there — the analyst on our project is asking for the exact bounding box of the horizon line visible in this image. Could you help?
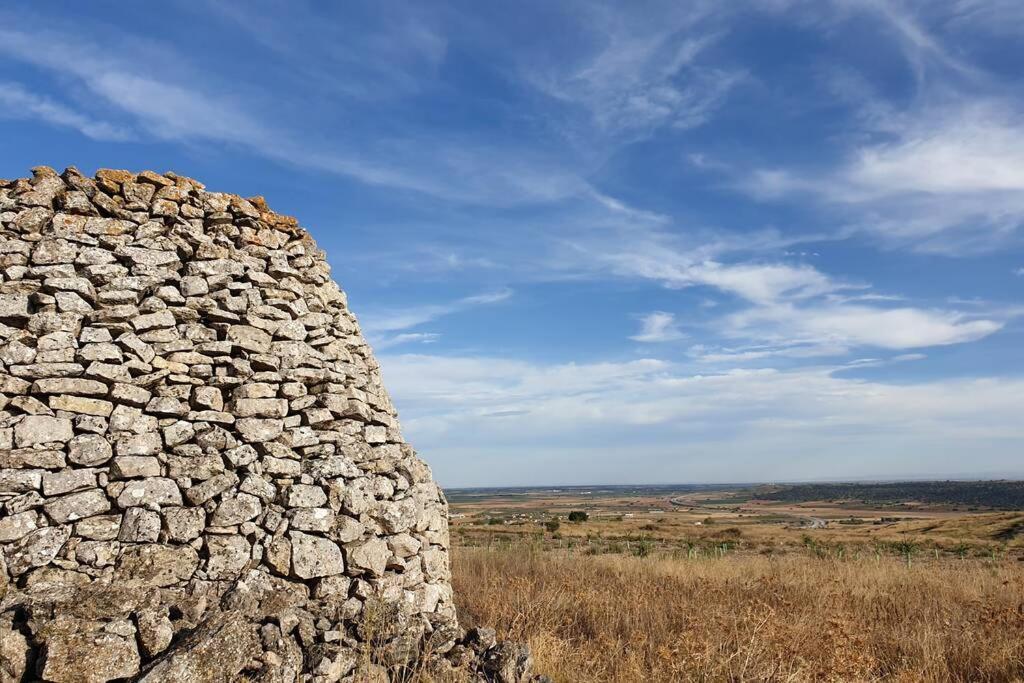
[442,475,1024,491]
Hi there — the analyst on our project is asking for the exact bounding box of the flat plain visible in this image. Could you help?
[448,482,1024,682]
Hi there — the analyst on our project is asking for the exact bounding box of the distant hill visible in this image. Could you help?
[756,480,1024,509]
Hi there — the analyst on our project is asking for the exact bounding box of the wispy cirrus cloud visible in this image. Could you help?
[743,99,1024,254]
[364,182,1005,357]
[688,299,1005,364]
[630,312,686,343]
[371,332,441,351]
[360,288,513,334]
[523,2,743,141]
[727,0,1024,255]
[0,25,272,145]
[856,0,985,81]
[0,82,131,141]
[723,302,1003,351]
[946,0,1024,35]
[551,203,843,303]
[746,102,1024,199]
[541,190,1008,355]
[204,0,448,100]
[0,19,591,207]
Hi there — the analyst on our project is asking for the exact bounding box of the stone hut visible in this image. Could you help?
[0,167,533,682]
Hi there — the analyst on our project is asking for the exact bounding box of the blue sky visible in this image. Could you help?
[2,1,1023,487]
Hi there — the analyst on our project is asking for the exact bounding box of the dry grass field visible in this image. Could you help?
[448,485,1024,559]
[452,544,1024,682]
[446,484,1024,682]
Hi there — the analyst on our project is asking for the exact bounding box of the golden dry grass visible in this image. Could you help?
[452,544,1024,682]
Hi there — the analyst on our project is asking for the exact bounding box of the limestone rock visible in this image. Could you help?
[14,415,73,447]
[210,492,262,526]
[117,478,182,508]
[119,508,161,542]
[290,531,345,579]
[135,608,174,658]
[0,613,30,681]
[162,507,206,542]
[227,325,271,353]
[75,515,122,541]
[44,488,111,523]
[42,468,97,496]
[138,613,260,683]
[205,535,251,580]
[115,545,199,586]
[344,538,388,578]
[39,618,141,683]
[110,455,161,479]
[0,511,39,543]
[482,641,535,683]
[290,507,335,533]
[68,434,113,466]
[287,483,328,508]
[4,525,71,576]
[235,417,283,443]
[49,394,114,417]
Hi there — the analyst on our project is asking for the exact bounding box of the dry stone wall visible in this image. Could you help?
[0,167,535,683]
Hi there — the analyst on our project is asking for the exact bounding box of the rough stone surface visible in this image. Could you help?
[0,168,531,682]
[290,530,345,579]
[39,618,142,683]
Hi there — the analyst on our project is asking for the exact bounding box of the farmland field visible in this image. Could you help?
[448,482,1024,682]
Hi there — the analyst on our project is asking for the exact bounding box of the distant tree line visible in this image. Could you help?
[758,480,1024,509]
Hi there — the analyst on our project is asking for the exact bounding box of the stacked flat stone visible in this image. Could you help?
[0,167,530,682]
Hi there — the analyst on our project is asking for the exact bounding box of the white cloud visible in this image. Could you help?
[687,153,731,171]
[630,312,686,342]
[460,189,1006,356]
[724,302,1003,350]
[524,3,743,139]
[0,82,130,141]
[346,180,1004,360]
[460,290,515,306]
[742,100,1024,253]
[360,288,512,333]
[845,106,1024,196]
[381,352,1024,485]
[686,261,837,304]
[372,332,441,351]
[556,207,844,304]
[745,104,1024,199]
[690,341,851,363]
[707,0,1024,255]
[0,25,279,150]
[0,23,591,207]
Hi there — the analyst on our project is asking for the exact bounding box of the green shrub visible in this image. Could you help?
[633,537,655,557]
[568,511,589,523]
